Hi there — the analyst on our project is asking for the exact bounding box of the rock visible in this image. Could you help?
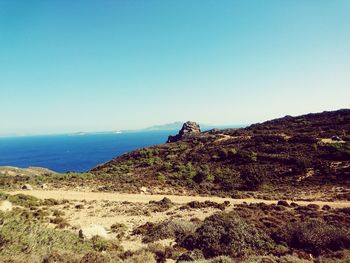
[41,183,48,190]
[140,186,148,194]
[7,171,17,176]
[277,200,289,207]
[97,186,109,192]
[79,224,108,240]
[177,249,204,262]
[331,136,342,141]
[22,184,33,190]
[290,202,299,207]
[322,204,331,211]
[307,204,320,210]
[148,197,174,211]
[0,200,13,212]
[167,121,201,143]
[207,128,219,134]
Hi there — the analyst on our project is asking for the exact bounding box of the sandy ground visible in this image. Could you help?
[8,189,350,208]
[6,190,350,251]
[0,166,56,176]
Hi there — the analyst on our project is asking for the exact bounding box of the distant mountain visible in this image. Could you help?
[137,122,245,132]
[142,122,184,131]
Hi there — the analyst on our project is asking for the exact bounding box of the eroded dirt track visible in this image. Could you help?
[8,190,350,208]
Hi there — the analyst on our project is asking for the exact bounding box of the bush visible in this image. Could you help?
[240,165,266,191]
[179,201,230,211]
[236,150,258,163]
[0,192,43,208]
[0,210,92,258]
[277,200,289,207]
[148,197,174,212]
[52,209,65,217]
[157,173,166,182]
[91,236,111,252]
[134,219,197,243]
[50,216,69,229]
[327,143,350,160]
[213,168,241,191]
[272,218,350,255]
[292,156,311,174]
[289,135,317,144]
[122,250,156,263]
[181,211,274,258]
[337,207,350,215]
[193,165,214,183]
[79,251,111,263]
[253,134,287,144]
[218,149,228,160]
[110,223,127,239]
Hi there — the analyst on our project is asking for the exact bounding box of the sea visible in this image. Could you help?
[0,131,175,173]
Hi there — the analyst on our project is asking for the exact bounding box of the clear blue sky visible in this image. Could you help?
[0,1,349,136]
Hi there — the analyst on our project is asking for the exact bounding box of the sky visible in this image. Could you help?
[0,1,349,136]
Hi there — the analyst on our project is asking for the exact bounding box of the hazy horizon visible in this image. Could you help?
[0,120,246,137]
[1,1,349,136]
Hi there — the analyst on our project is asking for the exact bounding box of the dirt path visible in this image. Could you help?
[8,190,350,208]
[6,189,350,251]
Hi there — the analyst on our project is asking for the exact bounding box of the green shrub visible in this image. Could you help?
[138,149,153,158]
[49,172,95,181]
[327,143,350,160]
[157,173,166,182]
[122,250,156,263]
[166,154,177,160]
[172,162,199,183]
[218,148,228,160]
[236,150,257,163]
[111,164,131,174]
[240,165,266,191]
[181,211,274,258]
[213,168,240,191]
[134,219,197,243]
[289,135,318,144]
[52,209,65,217]
[110,223,127,239]
[0,210,92,258]
[193,165,213,183]
[49,214,69,229]
[179,201,230,211]
[292,156,311,173]
[0,192,43,208]
[79,251,112,263]
[141,156,163,167]
[91,236,111,252]
[272,218,350,256]
[227,148,237,158]
[148,197,174,212]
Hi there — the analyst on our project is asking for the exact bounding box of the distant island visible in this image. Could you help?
[65,122,245,136]
[140,122,245,132]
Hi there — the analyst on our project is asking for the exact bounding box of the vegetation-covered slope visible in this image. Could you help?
[90,109,350,198]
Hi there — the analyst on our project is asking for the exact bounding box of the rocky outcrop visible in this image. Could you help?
[79,224,108,240]
[22,184,33,190]
[0,200,13,212]
[167,121,201,143]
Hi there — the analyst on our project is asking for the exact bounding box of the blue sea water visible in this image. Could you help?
[0,131,174,173]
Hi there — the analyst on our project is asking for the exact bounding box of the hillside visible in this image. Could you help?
[0,109,349,262]
[90,109,350,199]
